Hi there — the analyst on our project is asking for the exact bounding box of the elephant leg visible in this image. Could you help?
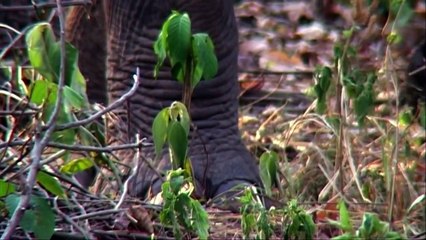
[103,0,261,199]
[66,0,107,105]
[400,40,426,109]
[65,0,108,189]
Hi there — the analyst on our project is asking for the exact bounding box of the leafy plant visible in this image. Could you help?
[160,169,209,240]
[1,21,104,238]
[153,11,216,239]
[313,32,378,127]
[5,194,55,240]
[259,151,279,197]
[330,201,404,239]
[282,199,316,240]
[240,187,273,240]
[154,11,217,108]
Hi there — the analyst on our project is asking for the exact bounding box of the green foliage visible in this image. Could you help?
[154,11,218,88]
[313,66,332,114]
[160,169,209,240]
[240,188,273,240]
[0,180,16,197]
[152,101,191,172]
[282,199,316,240]
[153,12,217,239]
[330,201,404,239]
[314,39,378,126]
[60,157,95,175]
[36,171,66,199]
[191,33,218,85]
[352,73,376,126]
[26,23,86,96]
[23,22,104,177]
[6,194,55,240]
[259,151,279,197]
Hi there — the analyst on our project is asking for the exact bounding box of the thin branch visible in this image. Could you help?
[115,134,142,210]
[54,68,141,131]
[71,209,125,221]
[0,1,67,237]
[0,0,91,11]
[53,197,93,239]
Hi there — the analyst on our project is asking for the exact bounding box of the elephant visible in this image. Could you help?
[400,40,425,109]
[66,0,261,201]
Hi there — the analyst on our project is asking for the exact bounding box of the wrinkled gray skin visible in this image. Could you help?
[68,0,260,199]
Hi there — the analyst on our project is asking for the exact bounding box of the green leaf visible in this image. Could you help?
[0,180,16,197]
[26,23,87,99]
[359,212,374,237]
[154,31,167,78]
[175,193,191,228]
[31,196,55,240]
[26,23,57,82]
[29,79,49,105]
[168,121,188,169]
[152,108,170,157]
[51,129,76,145]
[60,157,94,175]
[398,109,413,126]
[314,66,332,114]
[354,85,374,126]
[63,85,85,110]
[169,171,185,194]
[5,194,36,233]
[166,12,191,65]
[392,0,413,29]
[171,62,186,82]
[259,151,279,197]
[338,201,352,232]
[36,171,67,199]
[192,33,218,85]
[169,101,190,135]
[407,194,425,213]
[191,199,209,240]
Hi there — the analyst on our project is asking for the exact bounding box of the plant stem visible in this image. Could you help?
[182,58,193,112]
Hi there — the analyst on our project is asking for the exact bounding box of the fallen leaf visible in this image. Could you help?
[127,205,154,234]
[259,50,305,72]
[281,2,314,23]
[296,22,328,41]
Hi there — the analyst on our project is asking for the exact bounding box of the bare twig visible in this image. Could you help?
[0,1,67,237]
[0,0,91,11]
[71,209,125,221]
[115,134,142,210]
[54,68,141,131]
[0,139,149,153]
[53,197,93,239]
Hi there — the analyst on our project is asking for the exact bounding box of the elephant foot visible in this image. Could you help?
[210,180,255,212]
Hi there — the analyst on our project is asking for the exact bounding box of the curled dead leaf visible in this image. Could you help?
[127,205,154,234]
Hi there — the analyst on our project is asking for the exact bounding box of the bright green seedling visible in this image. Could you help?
[24,22,105,187]
[312,38,377,126]
[152,102,191,172]
[330,201,404,240]
[259,151,279,197]
[313,66,332,115]
[282,199,316,240]
[240,188,273,240]
[153,11,216,239]
[5,194,55,240]
[152,10,218,182]
[154,11,218,108]
[160,169,209,240]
